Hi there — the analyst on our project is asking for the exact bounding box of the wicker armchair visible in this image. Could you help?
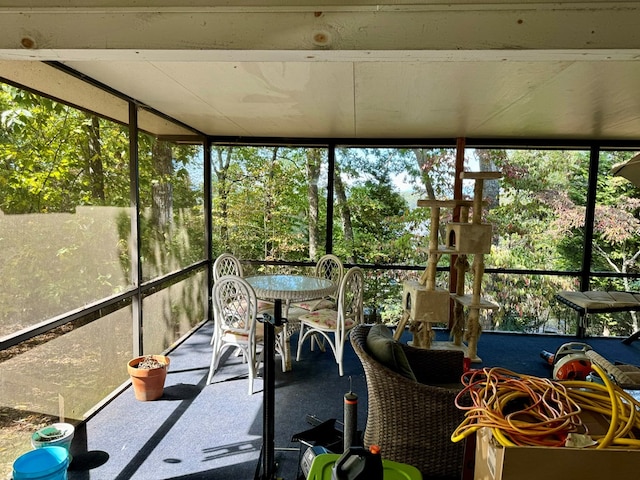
[350,324,467,480]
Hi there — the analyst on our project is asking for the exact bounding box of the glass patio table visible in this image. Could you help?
[245,274,336,480]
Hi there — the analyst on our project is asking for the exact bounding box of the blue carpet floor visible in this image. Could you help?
[68,322,368,480]
[65,323,640,480]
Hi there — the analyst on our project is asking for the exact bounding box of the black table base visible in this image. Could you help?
[255,299,284,480]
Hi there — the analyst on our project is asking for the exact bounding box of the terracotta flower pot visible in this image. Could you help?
[127,355,170,401]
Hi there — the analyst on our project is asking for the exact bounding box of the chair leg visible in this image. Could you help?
[206,362,214,385]
[274,329,289,372]
[337,342,344,376]
[210,320,216,346]
[282,334,291,372]
[247,344,263,395]
[207,342,220,385]
[240,346,248,363]
[296,324,306,361]
[247,356,255,395]
[309,333,326,352]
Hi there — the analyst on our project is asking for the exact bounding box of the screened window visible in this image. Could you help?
[0,82,132,333]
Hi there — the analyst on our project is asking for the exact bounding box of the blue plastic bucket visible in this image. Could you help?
[12,446,69,480]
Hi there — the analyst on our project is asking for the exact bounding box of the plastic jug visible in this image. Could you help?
[331,445,383,480]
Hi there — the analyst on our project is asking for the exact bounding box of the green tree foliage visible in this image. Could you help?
[0,85,130,213]
[550,151,640,334]
[488,150,580,272]
[484,150,586,333]
[332,148,456,320]
[212,146,308,261]
[333,147,430,264]
[485,149,640,335]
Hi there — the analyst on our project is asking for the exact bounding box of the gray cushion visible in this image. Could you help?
[365,324,416,381]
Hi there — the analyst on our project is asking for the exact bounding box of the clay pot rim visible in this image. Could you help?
[127,355,170,376]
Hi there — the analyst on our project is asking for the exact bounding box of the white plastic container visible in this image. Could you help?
[31,423,75,458]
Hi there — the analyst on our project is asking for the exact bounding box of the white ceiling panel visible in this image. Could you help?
[353,61,576,138]
[2,2,640,141]
[63,60,356,137]
[59,58,640,140]
[152,61,356,137]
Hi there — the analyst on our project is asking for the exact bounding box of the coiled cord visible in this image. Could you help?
[451,364,640,448]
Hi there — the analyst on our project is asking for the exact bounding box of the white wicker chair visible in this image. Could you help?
[207,275,263,395]
[292,254,344,312]
[296,266,364,376]
[213,252,244,281]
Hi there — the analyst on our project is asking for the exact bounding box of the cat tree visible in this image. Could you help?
[395,171,501,362]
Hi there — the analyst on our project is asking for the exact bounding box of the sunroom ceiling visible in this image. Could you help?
[1,1,640,141]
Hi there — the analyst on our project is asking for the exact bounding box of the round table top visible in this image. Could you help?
[246,274,336,302]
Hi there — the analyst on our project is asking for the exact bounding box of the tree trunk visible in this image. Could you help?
[306,148,321,260]
[85,113,105,203]
[263,147,279,259]
[151,139,173,230]
[413,148,437,200]
[334,163,355,263]
[414,148,447,242]
[212,146,232,248]
[477,149,502,208]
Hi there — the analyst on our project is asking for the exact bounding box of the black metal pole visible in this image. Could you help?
[261,299,281,479]
[578,145,600,338]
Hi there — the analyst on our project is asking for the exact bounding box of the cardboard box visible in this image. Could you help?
[474,426,640,480]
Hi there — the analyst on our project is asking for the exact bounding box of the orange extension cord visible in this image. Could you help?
[450,365,640,448]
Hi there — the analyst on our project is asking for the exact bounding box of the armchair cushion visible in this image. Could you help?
[365,324,416,381]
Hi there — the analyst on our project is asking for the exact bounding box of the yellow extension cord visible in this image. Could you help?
[451,364,640,449]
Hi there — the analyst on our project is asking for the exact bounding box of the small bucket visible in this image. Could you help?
[31,423,75,457]
[12,446,69,480]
